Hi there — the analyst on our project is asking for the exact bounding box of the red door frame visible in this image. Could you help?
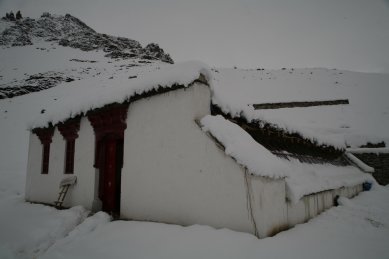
[102,135,118,213]
[97,135,124,215]
[88,104,128,216]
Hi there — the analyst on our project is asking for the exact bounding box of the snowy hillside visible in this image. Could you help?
[0,12,173,99]
[212,68,389,148]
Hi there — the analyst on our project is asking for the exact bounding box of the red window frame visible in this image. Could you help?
[33,127,55,174]
[58,118,80,175]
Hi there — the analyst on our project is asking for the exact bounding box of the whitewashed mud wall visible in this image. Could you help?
[67,118,96,209]
[25,118,96,209]
[25,129,65,205]
[248,175,288,237]
[122,83,267,234]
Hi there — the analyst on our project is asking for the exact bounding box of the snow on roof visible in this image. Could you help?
[201,115,374,203]
[344,152,374,173]
[28,61,211,128]
[211,68,389,149]
[200,115,288,179]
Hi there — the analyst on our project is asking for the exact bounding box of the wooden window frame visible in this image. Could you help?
[58,118,80,174]
[88,104,128,168]
[33,127,55,174]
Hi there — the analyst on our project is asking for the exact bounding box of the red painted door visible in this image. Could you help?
[102,137,117,213]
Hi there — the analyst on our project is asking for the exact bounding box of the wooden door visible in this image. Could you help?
[102,137,117,213]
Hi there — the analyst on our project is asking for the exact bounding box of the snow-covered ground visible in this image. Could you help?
[41,186,389,259]
[0,178,388,258]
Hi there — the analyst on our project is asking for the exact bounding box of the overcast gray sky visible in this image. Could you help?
[1,0,389,73]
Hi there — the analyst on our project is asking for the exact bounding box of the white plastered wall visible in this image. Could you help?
[25,128,66,205]
[67,117,96,209]
[25,117,96,209]
[286,184,363,227]
[248,175,288,237]
[121,83,262,234]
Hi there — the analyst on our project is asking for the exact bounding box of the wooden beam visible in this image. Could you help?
[253,99,349,110]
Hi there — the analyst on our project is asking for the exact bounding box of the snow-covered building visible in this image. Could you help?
[25,62,375,238]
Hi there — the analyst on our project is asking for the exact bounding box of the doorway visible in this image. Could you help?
[87,103,129,217]
[99,135,124,217]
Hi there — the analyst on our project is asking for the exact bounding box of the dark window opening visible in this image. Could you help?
[33,127,55,175]
[65,139,75,174]
[42,143,50,174]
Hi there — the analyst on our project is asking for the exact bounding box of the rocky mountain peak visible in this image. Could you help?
[0,12,173,64]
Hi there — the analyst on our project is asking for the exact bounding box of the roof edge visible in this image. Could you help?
[30,73,209,131]
[344,152,375,173]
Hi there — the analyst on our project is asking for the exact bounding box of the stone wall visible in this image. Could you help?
[353,153,389,185]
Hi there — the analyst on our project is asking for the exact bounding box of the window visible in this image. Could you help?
[42,143,50,174]
[58,118,80,174]
[33,127,55,174]
[64,139,75,174]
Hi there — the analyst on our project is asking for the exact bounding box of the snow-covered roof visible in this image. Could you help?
[211,68,389,149]
[27,61,210,128]
[200,115,288,179]
[201,115,374,203]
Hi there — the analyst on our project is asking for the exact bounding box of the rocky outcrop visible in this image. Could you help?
[0,71,75,99]
[0,13,173,63]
